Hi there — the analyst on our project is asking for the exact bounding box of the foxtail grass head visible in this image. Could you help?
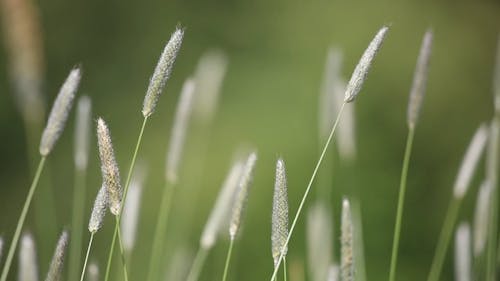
[473,180,491,257]
[271,158,289,268]
[453,124,489,199]
[45,230,69,281]
[122,164,146,252]
[307,202,333,281]
[19,233,38,281]
[39,67,81,156]
[142,26,184,117]
[165,78,196,184]
[454,222,471,281]
[344,26,389,103]
[341,198,354,281]
[74,95,92,170]
[88,185,108,233]
[201,159,244,249]
[229,151,257,240]
[96,118,122,215]
[407,30,433,129]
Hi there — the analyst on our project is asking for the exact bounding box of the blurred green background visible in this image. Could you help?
[1,0,499,280]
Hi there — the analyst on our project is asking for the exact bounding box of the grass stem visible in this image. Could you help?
[69,167,88,281]
[222,239,235,281]
[116,217,130,281]
[186,247,209,281]
[79,233,95,281]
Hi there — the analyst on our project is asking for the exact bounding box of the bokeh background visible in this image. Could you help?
[1,0,499,280]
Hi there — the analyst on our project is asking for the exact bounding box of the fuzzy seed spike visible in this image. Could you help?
[19,233,38,281]
[229,152,257,240]
[455,222,471,281]
[407,30,433,129]
[344,26,389,103]
[142,27,184,117]
[341,198,354,281]
[453,124,489,198]
[473,180,491,257]
[121,164,146,252]
[307,202,332,281]
[74,95,92,170]
[44,231,69,281]
[88,185,108,233]
[96,118,122,215]
[39,67,81,156]
[271,158,289,268]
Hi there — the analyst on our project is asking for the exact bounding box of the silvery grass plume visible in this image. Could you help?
[407,30,433,129]
[344,26,389,103]
[74,95,92,170]
[45,231,69,281]
[87,262,98,281]
[271,158,289,268]
[306,202,332,281]
[229,152,258,240]
[164,247,192,281]
[121,164,146,252]
[319,47,343,141]
[193,49,228,122]
[200,160,244,249]
[19,233,38,281]
[0,0,45,124]
[493,35,500,115]
[473,180,492,257]
[327,264,339,281]
[96,118,122,215]
[39,67,81,156]
[453,124,489,198]
[142,26,184,117]
[455,223,471,281]
[88,185,108,233]
[165,78,196,184]
[341,198,354,281]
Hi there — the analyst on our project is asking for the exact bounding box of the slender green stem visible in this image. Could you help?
[283,257,287,281]
[147,181,176,281]
[388,127,415,281]
[186,247,209,281]
[0,156,47,281]
[270,103,346,281]
[116,217,130,281]
[427,198,461,281]
[79,233,95,281]
[69,167,88,281]
[104,117,148,281]
[222,239,235,281]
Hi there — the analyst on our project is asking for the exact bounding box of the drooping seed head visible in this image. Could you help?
[473,180,491,257]
[121,164,146,252]
[407,30,433,129]
[142,27,184,117]
[45,230,69,281]
[201,160,244,249]
[454,222,471,281]
[453,124,489,198]
[96,118,122,215]
[340,198,354,281]
[87,262,99,281]
[229,152,257,240]
[165,78,196,184]
[307,202,333,281]
[39,67,81,156]
[344,26,389,103]
[19,233,38,281]
[327,264,339,281]
[74,95,92,170]
[493,35,500,115]
[88,185,108,233]
[271,158,289,268]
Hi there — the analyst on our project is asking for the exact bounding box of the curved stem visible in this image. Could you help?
[270,103,346,281]
[69,167,88,281]
[79,233,95,281]
[0,156,46,281]
[389,127,415,281]
[222,239,234,281]
[186,247,209,281]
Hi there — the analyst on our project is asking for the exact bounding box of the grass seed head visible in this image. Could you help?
[455,222,471,281]
[121,164,146,252]
[74,95,92,170]
[142,26,184,117]
[341,198,354,281]
[473,180,491,257]
[271,158,289,268]
[88,185,108,233]
[307,202,333,281]
[19,233,38,281]
[44,230,69,281]
[39,67,81,156]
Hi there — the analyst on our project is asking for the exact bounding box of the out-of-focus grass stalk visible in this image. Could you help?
[221,239,234,281]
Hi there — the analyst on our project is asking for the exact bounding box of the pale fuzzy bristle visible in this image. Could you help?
[39,67,81,156]
[473,180,491,257]
[407,30,433,129]
[96,118,122,215]
[327,264,339,281]
[121,164,146,252]
[341,198,354,281]
[319,47,343,141]
[142,27,184,117]
[200,160,244,249]
[19,233,38,281]
[193,49,228,122]
[453,124,489,198]
[74,95,92,170]
[271,158,289,268]
[455,222,471,281]
[344,26,389,103]
[165,78,197,184]
[229,152,257,240]
[87,262,99,281]
[493,35,500,115]
[306,202,332,281]
[88,185,108,233]
[45,230,69,281]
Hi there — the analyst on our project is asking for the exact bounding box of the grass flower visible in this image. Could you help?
[455,223,471,281]
[19,233,38,281]
[341,198,354,281]
[272,158,289,268]
[45,231,69,281]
